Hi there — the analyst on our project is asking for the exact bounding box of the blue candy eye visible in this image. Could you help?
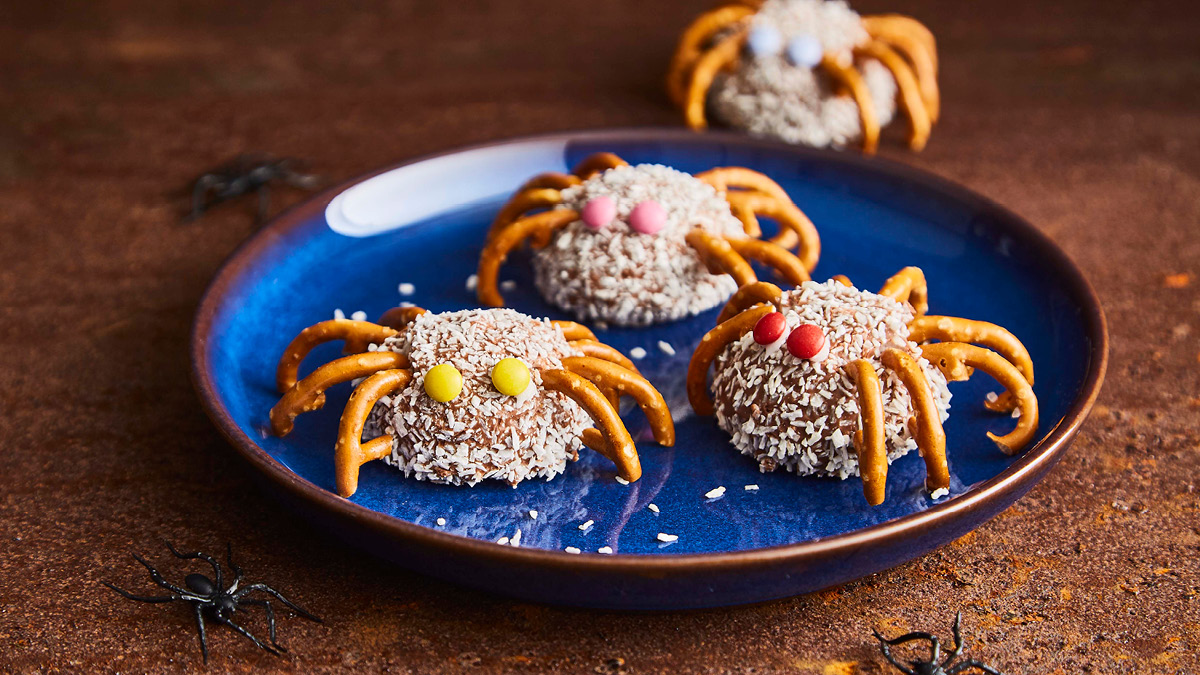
[785,34,823,68]
[745,24,784,58]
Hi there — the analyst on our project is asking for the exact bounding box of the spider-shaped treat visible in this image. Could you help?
[669,0,939,153]
[103,542,320,663]
[874,612,1004,674]
[687,268,1038,504]
[476,152,820,326]
[270,306,673,496]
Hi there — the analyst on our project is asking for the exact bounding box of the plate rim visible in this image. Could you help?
[190,127,1108,573]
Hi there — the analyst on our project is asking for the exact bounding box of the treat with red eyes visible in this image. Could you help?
[476,152,822,326]
[688,268,1039,505]
[268,306,673,497]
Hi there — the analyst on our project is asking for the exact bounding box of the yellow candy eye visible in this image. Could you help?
[423,363,463,402]
[491,357,530,397]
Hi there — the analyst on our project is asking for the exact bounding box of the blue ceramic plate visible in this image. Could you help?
[191,129,1106,610]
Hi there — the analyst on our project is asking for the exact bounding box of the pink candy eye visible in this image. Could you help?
[581,195,616,229]
[629,200,666,235]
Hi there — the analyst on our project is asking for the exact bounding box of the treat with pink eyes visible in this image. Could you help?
[476,152,822,326]
[688,268,1039,505]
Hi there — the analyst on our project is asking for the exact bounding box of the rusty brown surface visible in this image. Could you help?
[1,0,1198,673]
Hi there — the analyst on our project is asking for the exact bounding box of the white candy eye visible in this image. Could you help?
[745,24,784,58]
[785,34,823,68]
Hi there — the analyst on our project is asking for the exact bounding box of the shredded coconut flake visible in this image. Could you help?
[648,503,660,513]
[705,486,727,499]
[744,484,760,491]
[564,546,581,554]
[398,282,415,296]
[436,517,446,526]
[658,340,676,356]
[579,519,594,531]
[597,546,613,554]
[656,533,679,543]
[930,487,950,499]
[630,347,647,360]
[528,509,538,520]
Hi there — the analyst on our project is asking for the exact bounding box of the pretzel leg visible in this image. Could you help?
[717,280,782,324]
[571,152,629,180]
[921,342,1039,455]
[375,306,428,332]
[724,191,821,268]
[541,369,642,481]
[725,236,810,286]
[477,209,579,307]
[832,274,853,287]
[667,4,757,105]
[862,15,939,121]
[820,54,880,154]
[270,351,409,437]
[685,229,757,286]
[878,266,929,317]
[487,188,564,239]
[684,26,750,131]
[275,320,399,393]
[728,199,762,238]
[855,42,931,151]
[688,304,774,415]
[908,316,1034,387]
[880,349,948,491]
[519,171,581,191]
[333,368,412,498]
[552,320,596,342]
[568,339,640,374]
[563,356,675,446]
[849,359,888,506]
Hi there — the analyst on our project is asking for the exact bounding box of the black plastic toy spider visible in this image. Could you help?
[874,612,1004,675]
[187,154,320,224]
[103,541,321,663]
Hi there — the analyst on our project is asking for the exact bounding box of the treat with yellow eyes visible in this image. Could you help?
[269,306,674,497]
[669,0,939,153]
[476,152,821,327]
[687,268,1038,505]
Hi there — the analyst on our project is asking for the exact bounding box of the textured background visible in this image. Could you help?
[1,1,1198,673]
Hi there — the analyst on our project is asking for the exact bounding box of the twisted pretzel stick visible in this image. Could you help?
[333,368,412,498]
[519,172,581,191]
[487,188,564,239]
[820,54,880,154]
[275,320,399,393]
[666,4,757,105]
[270,351,409,437]
[862,15,939,121]
[684,25,749,130]
[725,236,811,286]
[921,342,1039,454]
[568,339,640,374]
[344,306,429,354]
[687,303,774,415]
[571,153,628,180]
[848,359,888,506]
[477,209,579,307]
[552,320,596,342]
[878,266,928,317]
[832,274,853,287]
[540,369,642,481]
[908,315,1034,386]
[855,42,931,151]
[880,348,948,491]
[686,229,757,287]
[563,356,675,446]
[716,280,782,324]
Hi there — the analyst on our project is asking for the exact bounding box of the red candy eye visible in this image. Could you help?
[786,324,825,359]
[753,312,787,345]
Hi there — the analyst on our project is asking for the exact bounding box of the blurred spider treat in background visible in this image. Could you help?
[270,306,673,496]
[688,268,1038,505]
[477,152,820,326]
[669,0,939,153]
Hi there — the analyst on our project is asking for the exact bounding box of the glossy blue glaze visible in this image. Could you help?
[195,131,1103,607]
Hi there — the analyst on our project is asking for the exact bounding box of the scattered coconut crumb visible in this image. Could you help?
[744,484,759,491]
[510,529,522,547]
[500,280,518,292]
[985,391,999,403]
[579,520,594,531]
[630,347,647,360]
[615,476,630,485]
[657,340,676,356]
[1011,407,1022,419]
[398,282,415,296]
[597,546,613,554]
[930,487,950,499]
[333,308,346,320]
[656,533,678,543]
[528,509,538,520]
[705,486,726,499]
[466,274,478,291]
[350,310,367,321]
[436,517,446,526]
[565,546,581,554]
[497,536,509,545]
[648,503,660,513]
